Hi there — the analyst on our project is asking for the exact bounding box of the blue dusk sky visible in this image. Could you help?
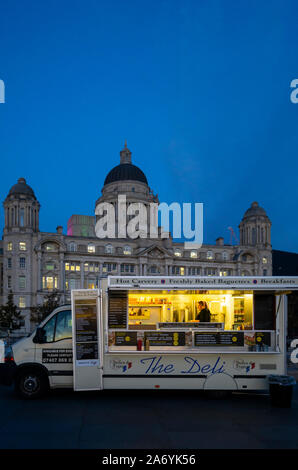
[0,0,298,251]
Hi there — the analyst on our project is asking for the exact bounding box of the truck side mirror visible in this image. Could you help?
[33,327,46,344]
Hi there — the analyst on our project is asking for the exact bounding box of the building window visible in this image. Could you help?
[222,251,228,261]
[7,276,12,289]
[19,297,26,308]
[84,279,96,289]
[263,269,267,276]
[7,242,12,251]
[19,276,26,289]
[69,242,76,252]
[42,276,58,290]
[123,245,132,255]
[105,244,113,254]
[206,250,214,260]
[20,257,26,269]
[20,208,24,227]
[45,243,57,252]
[190,250,197,258]
[87,243,95,253]
[45,262,55,271]
[7,258,12,269]
[262,257,268,264]
[19,242,27,251]
[172,266,185,275]
[219,270,229,277]
[120,264,135,273]
[174,249,182,257]
[103,263,117,273]
[148,265,158,274]
[189,267,200,275]
[205,268,216,276]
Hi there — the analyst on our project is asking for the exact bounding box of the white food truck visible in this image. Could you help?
[0,276,296,405]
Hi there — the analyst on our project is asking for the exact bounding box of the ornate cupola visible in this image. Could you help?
[239,201,271,247]
[3,177,40,233]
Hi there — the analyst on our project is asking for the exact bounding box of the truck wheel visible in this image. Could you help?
[15,368,49,399]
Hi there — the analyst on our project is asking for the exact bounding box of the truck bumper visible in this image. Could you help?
[0,361,17,386]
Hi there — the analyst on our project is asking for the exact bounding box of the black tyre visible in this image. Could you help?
[15,368,49,399]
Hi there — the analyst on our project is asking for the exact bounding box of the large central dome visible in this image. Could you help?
[104,143,148,186]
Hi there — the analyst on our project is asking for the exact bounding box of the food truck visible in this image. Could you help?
[0,276,297,404]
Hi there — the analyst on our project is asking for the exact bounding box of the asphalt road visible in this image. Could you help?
[0,384,298,449]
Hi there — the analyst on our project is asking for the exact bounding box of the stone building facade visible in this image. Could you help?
[0,143,272,332]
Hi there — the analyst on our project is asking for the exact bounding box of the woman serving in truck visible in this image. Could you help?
[196,301,211,322]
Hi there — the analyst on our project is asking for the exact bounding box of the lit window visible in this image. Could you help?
[65,263,70,271]
[19,276,26,289]
[123,245,132,255]
[262,257,267,264]
[174,249,182,257]
[19,297,26,308]
[76,264,80,271]
[70,263,75,271]
[220,270,228,277]
[84,279,96,289]
[84,263,89,271]
[45,243,57,252]
[190,250,197,258]
[88,243,95,253]
[105,244,113,254]
[7,242,12,251]
[42,276,58,290]
[19,242,26,251]
[207,250,214,260]
[7,258,12,269]
[20,258,26,269]
[180,267,185,275]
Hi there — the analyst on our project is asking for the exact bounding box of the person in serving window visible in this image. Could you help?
[196,301,211,322]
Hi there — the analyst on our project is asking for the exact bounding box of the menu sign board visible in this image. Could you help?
[72,289,102,392]
[194,331,244,347]
[108,290,128,329]
[144,331,185,347]
[115,331,137,347]
[74,299,98,364]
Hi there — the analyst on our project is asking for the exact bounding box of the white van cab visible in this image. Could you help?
[0,305,73,398]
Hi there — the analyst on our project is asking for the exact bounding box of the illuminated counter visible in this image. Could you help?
[158,322,224,330]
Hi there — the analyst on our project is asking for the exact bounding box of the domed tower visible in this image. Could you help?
[3,178,40,233]
[95,143,159,239]
[239,201,271,247]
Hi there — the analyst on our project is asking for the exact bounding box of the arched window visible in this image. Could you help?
[207,250,214,260]
[69,242,76,252]
[174,248,182,257]
[222,251,228,261]
[87,243,95,253]
[105,244,113,254]
[123,245,132,255]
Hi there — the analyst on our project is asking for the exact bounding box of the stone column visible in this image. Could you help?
[80,261,84,288]
[37,251,42,290]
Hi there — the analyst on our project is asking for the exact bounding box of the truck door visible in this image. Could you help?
[72,289,103,391]
[34,309,73,387]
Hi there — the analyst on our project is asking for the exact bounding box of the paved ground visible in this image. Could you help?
[0,383,298,449]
